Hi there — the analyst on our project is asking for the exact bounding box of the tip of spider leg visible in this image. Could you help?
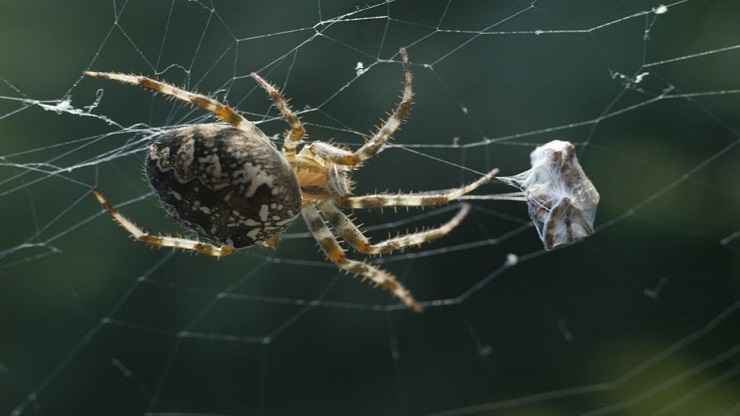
[250,72,270,87]
[399,47,409,62]
[84,71,116,78]
[91,187,103,200]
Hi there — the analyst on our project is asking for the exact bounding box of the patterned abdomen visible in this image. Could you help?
[145,124,301,248]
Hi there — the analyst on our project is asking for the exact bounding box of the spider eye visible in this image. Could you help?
[145,124,302,248]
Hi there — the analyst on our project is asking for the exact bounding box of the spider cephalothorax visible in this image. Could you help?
[87,48,498,312]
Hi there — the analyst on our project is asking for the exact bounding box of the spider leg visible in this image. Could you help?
[251,73,306,155]
[302,203,423,313]
[92,189,236,257]
[338,168,499,209]
[317,200,470,255]
[84,71,270,143]
[308,48,413,166]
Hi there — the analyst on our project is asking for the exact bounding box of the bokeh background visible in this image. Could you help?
[1,1,738,415]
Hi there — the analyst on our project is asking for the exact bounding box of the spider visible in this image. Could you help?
[85,48,498,313]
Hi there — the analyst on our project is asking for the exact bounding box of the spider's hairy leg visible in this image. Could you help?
[309,47,413,166]
[83,72,270,142]
[318,200,471,255]
[302,203,423,313]
[339,168,499,209]
[251,73,306,154]
[92,189,236,257]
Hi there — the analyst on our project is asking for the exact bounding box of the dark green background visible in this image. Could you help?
[1,1,738,415]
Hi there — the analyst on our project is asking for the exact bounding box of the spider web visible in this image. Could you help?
[1,0,739,415]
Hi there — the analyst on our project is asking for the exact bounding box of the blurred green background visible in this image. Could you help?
[1,1,738,415]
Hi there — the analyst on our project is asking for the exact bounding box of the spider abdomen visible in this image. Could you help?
[145,124,302,248]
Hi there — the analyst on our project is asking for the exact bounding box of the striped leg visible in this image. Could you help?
[93,189,236,257]
[338,168,499,209]
[308,48,414,166]
[302,203,423,313]
[317,200,470,255]
[84,71,270,143]
[251,73,306,154]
